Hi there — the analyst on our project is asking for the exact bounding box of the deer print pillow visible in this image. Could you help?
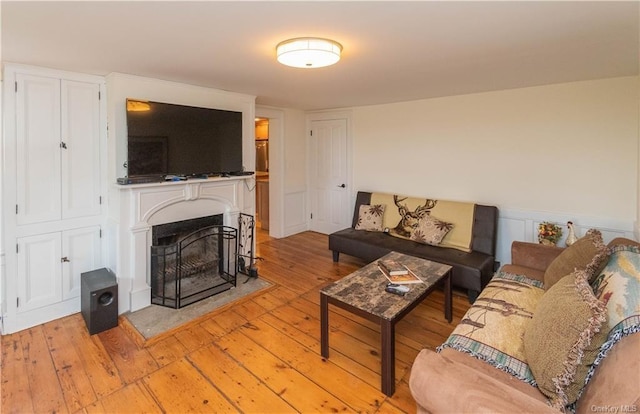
[355,204,386,231]
[410,214,454,245]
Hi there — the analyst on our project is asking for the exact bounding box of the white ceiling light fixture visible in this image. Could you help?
[276,37,342,68]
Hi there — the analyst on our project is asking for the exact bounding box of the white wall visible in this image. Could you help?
[347,77,638,263]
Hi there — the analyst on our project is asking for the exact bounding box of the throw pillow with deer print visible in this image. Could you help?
[369,192,477,252]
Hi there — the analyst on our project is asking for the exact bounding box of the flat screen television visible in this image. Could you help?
[125,99,243,177]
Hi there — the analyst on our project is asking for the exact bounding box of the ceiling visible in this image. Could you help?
[2,1,638,111]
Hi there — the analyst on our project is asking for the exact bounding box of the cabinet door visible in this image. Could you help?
[16,74,62,225]
[17,233,63,313]
[61,80,101,219]
[62,226,102,300]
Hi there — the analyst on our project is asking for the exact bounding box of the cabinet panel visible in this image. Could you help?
[16,74,62,225]
[17,233,63,313]
[62,226,102,300]
[61,81,101,219]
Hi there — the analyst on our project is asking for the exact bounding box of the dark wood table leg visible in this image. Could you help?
[444,271,452,323]
[320,293,329,358]
[380,318,395,396]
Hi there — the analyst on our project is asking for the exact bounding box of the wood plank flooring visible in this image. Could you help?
[1,231,471,413]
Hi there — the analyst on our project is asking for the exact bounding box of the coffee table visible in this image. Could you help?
[320,251,452,396]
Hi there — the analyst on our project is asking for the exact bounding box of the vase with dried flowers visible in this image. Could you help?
[538,221,562,246]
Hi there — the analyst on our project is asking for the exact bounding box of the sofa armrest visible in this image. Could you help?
[510,241,563,272]
[410,349,556,414]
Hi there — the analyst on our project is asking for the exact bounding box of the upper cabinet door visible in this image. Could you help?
[61,80,101,219]
[16,74,62,225]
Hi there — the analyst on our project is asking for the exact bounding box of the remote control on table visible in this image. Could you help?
[385,283,410,296]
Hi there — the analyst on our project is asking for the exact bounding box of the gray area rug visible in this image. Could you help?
[123,277,272,340]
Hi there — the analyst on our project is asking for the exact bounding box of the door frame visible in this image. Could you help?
[255,106,284,238]
[306,110,353,233]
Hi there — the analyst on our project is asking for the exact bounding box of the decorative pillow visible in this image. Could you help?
[592,244,640,333]
[354,204,385,231]
[410,214,454,246]
[576,244,640,405]
[543,229,608,290]
[524,270,608,409]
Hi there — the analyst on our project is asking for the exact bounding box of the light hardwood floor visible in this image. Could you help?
[1,231,471,413]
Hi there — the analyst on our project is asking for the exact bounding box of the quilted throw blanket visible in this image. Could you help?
[438,271,545,385]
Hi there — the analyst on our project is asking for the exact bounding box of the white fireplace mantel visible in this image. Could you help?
[112,176,253,312]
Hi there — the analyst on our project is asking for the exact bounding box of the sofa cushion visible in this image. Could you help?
[543,229,608,290]
[524,270,608,409]
[354,204,385,231]
[410,214,453,246]
[411,349,554,413]
[438,270,544,385]
[575,334,640,414]
[437,348,550,405]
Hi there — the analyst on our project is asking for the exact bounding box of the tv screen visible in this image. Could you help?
[126,99,243,177]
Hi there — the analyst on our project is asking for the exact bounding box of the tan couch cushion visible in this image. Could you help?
[575,334,640,414]
[543,229,608,290]
[438,348,549,404]
[411,349,555,414]
[525,270,608,409]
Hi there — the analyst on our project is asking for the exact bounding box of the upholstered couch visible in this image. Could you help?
[409,234,640,413]
[329,191,498,301]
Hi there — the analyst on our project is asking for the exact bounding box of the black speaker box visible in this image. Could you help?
[81,268,118,335]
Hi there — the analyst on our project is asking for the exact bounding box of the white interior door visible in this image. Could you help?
[309,118,351,234]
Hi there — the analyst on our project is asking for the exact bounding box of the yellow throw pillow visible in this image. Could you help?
[543,229,608,290]
[524,270,608,409]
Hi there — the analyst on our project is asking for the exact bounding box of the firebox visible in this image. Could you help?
[150,215,237,309]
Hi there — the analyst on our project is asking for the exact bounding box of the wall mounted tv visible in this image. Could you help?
[125,99,243,177]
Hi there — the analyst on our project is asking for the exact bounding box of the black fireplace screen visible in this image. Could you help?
[150,225,238,309]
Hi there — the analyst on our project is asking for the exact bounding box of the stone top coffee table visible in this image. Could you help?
[320,251,452,397]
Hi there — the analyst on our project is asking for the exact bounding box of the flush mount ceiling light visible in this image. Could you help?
[276,37,342,68]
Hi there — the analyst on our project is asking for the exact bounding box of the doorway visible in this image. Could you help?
[255,118,269,231]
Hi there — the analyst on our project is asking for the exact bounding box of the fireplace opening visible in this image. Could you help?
[150,215,237,309]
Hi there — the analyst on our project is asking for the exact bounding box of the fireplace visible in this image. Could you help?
[115,177,253,313]
[150,215,238,309]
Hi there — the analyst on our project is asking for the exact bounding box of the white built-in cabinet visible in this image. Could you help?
[3,64,106,334]
[16,74,101,224]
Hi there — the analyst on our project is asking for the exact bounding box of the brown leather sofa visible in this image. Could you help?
[329,191,498,302]
[409,238,640,413]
